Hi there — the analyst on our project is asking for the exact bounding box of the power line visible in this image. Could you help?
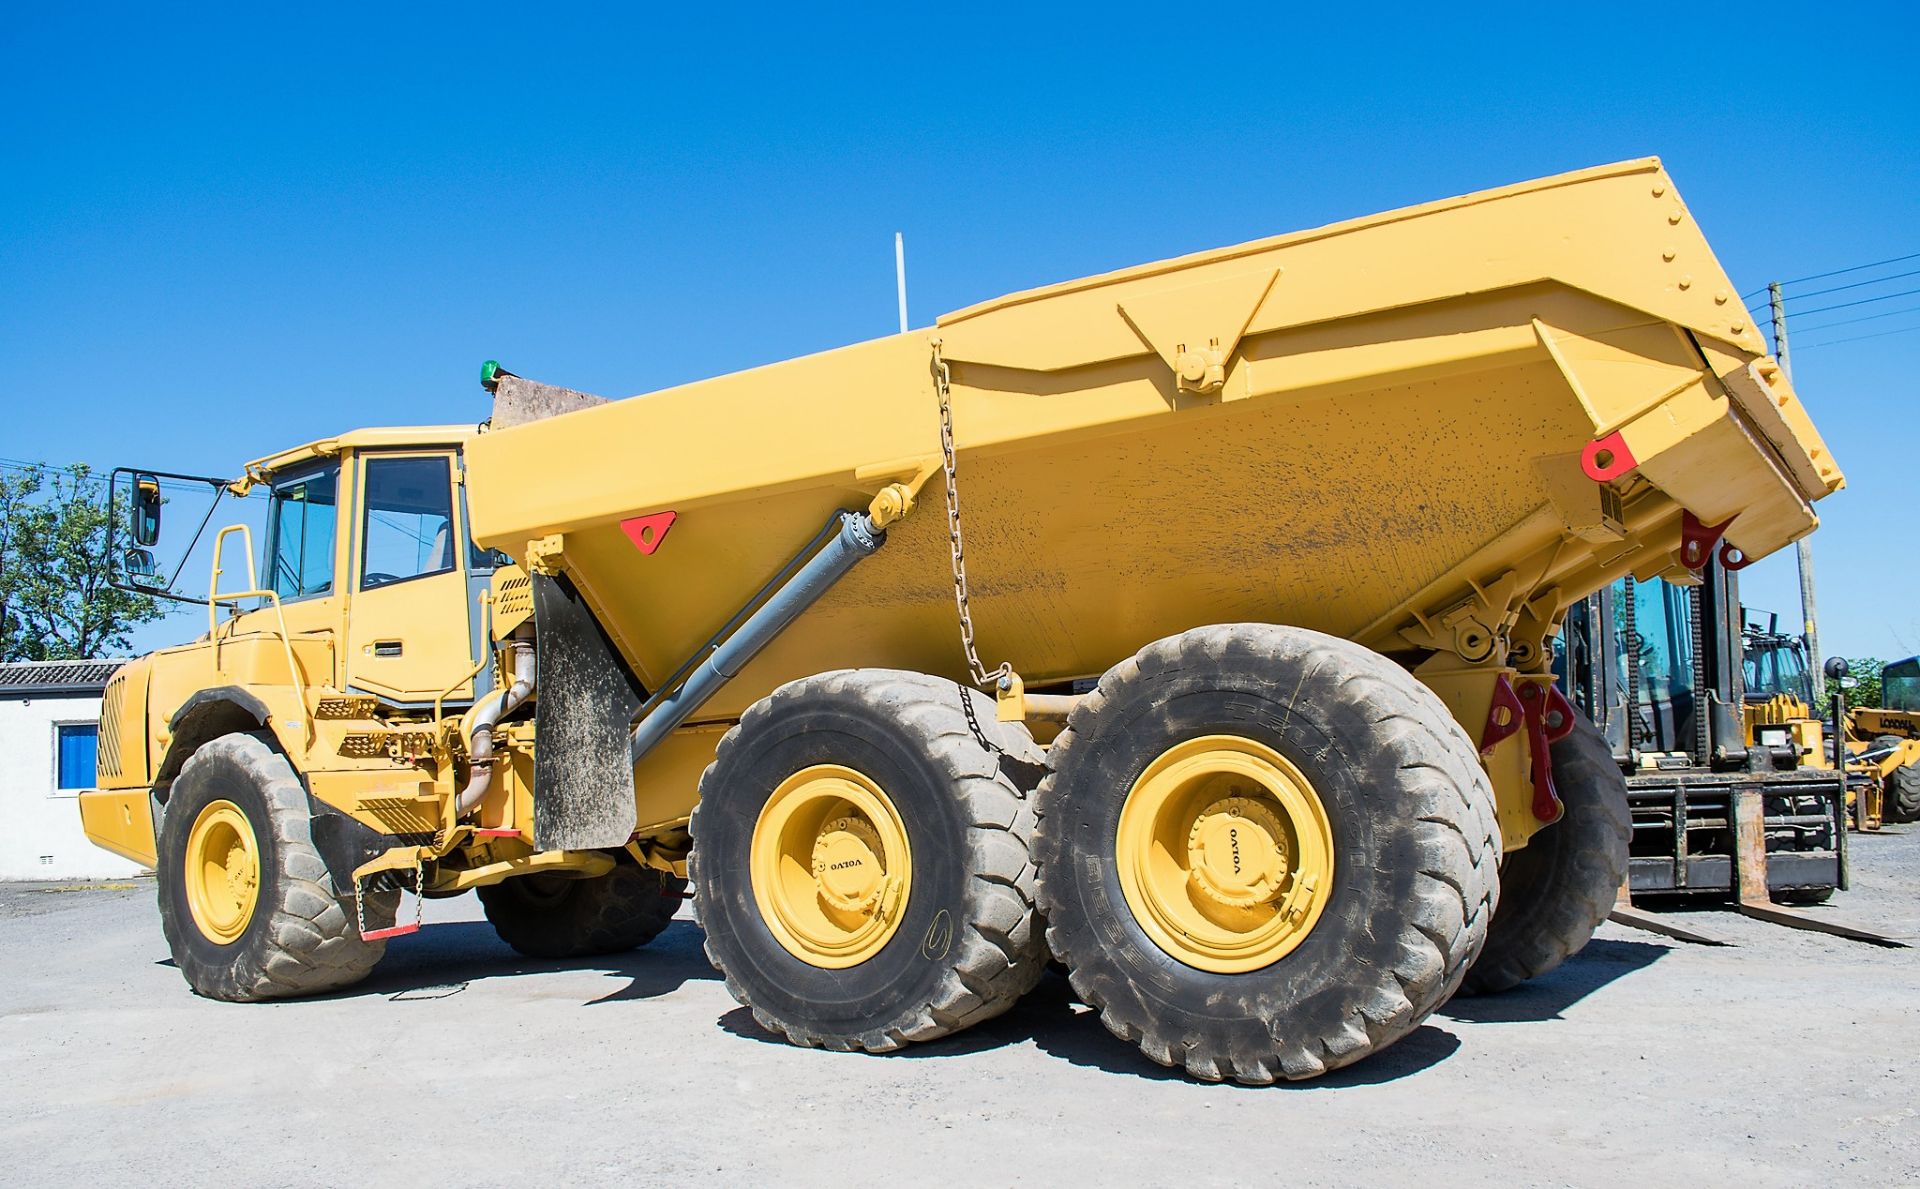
[1795,302,1920,335]
[1785,267,1920,302]
[1796,322,1920,351]
[1775,250,1920,289]
[1740,250,1920,303]
[1790,285,1920,320]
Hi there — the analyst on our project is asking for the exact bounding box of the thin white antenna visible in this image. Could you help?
[895,232,909,334]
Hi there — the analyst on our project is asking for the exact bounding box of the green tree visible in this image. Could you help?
[1824,656,1884,711]
[0,463,163,660]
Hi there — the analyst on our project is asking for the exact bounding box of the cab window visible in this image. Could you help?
[361,456,456,589]
[267,465,339,600]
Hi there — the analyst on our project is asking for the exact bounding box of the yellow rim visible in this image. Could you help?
[750,764,913,969]
[184,799,261,945]
[1116,735,1335,974]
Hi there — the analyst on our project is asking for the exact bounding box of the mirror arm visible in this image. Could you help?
[103,467,241,606]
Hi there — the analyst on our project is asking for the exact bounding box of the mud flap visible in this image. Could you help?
[529,573,645,851]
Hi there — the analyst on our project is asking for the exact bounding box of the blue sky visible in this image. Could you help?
[4,4,1916,660]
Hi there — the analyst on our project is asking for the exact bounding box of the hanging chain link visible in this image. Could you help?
[934,342,1010,756]
[934,341,1011,693]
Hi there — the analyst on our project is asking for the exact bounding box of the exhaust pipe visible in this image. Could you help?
[457,628,535,815]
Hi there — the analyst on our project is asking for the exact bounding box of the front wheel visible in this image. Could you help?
[1885,759,1920,825]
[157,732,395,1001]
[1035,625,1502,1083]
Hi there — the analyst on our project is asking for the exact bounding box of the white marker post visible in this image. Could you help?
[895,232,909,334]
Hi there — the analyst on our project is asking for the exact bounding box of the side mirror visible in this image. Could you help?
[123,547,162,589]
[131,474,161,547]
[1823,656,1850,681]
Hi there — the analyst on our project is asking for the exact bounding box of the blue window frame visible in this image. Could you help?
[57,723,98,791]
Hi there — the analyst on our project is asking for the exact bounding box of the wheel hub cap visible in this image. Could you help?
[812,817,886,913]
[1187,796,1289,909]
[1115,735,1335,973]
[184,799,261,945]
[750,765,913,969]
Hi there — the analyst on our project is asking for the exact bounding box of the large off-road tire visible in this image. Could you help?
[690,670,1048,1052]
[1035,625,1501,1084]
[1458,713,1630,995]
[157,732,395,1001]
[1884,754,1920,824]
[477,860,685,958]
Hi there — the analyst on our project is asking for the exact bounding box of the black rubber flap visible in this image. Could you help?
[529,572,645,851]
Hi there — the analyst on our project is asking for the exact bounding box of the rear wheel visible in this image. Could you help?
[1884,758,1920,825]
[691,670,1048,1051]
[477,860,684,958]
[1035,625,1501,1083]
[1458,713,1630,995]
[157,732,395,1001]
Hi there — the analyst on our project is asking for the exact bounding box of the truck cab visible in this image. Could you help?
[80,428,511,901]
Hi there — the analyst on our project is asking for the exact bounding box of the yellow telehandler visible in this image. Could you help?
[1736,620,1920,829]
[1843,656,1920,826]
[79,159,1841,1082]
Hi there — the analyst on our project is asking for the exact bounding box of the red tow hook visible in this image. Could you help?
[1516,680,1576,823]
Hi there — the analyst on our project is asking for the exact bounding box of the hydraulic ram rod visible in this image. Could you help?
[627,508,887,764]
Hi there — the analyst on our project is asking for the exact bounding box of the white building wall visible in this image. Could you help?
[0,693,147,881]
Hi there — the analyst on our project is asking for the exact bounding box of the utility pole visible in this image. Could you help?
[1771,281,1823,689]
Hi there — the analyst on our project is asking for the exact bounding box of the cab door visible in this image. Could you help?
[343,451,478,705]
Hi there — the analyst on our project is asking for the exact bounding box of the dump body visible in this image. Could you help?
[467,159,1837,754]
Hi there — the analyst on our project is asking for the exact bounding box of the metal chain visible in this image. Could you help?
[958,678,1002,757]
[933,342,1011,692]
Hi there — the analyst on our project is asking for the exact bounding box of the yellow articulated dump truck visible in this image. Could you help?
[81,158,1841,1083]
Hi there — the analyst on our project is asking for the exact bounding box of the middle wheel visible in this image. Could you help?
[690,670,1048,1052]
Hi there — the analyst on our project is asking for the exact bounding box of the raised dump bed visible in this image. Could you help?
[85,158,1842,1084]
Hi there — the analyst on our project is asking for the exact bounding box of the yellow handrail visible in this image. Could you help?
[208,524,312,746]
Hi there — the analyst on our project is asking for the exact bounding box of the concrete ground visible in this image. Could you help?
[4,833,1918,1188]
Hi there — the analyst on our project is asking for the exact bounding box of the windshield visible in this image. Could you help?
[1744,635,1813,703]
[1885,657,1920,713]
[265,464,340,600]
[1616,577,1696,753]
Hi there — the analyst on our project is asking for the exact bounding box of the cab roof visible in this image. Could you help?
[244,425,475,478]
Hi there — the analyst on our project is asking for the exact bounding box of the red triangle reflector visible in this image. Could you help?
[620,511,677,556]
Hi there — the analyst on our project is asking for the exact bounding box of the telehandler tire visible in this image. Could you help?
[1458,713,1629,995]
[1034,625,1501,1083]
[477,860,684,958]
[690,670,1048,1052]
[1884,758,1920,825]
[157,732,395,1001]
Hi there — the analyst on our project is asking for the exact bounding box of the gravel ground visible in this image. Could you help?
[4,831,1917,1187]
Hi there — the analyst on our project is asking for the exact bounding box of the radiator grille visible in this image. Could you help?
[97,673,126,779]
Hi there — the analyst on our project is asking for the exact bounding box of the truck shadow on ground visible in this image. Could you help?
[207,920,1669,1079]
[717,972,1463,1087]
[314,918,723,1003]
[1436,937,1670,1025]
